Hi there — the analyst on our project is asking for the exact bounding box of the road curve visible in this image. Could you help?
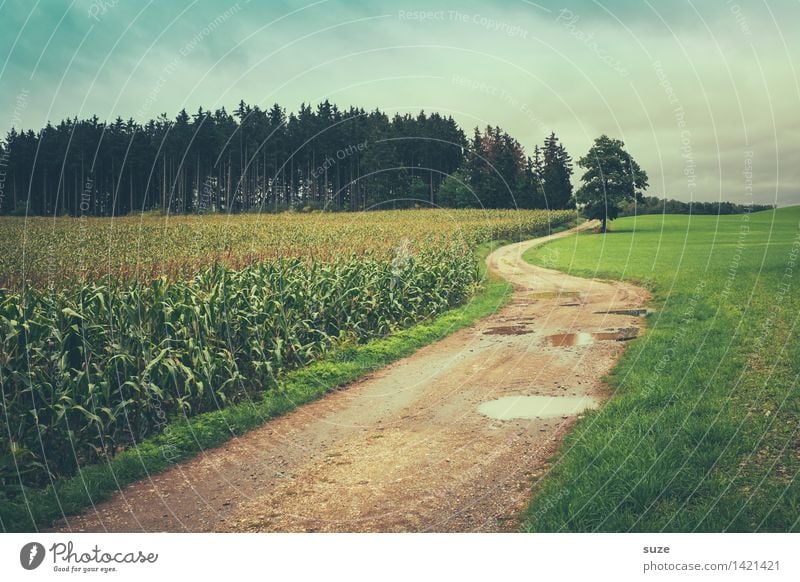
[52,224,648,532]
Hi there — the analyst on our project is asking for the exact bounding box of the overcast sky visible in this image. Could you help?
[1,0,798,205]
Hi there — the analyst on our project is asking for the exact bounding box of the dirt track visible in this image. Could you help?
[52,225,648,532]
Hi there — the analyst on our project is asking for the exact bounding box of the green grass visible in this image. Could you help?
[0,238,515,532]
[522,207,800,532]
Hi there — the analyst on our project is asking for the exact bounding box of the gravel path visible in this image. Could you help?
[53,225,648,532]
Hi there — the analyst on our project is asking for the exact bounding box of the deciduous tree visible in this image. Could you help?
[575,135,648,232]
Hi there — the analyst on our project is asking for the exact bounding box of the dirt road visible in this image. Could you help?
[53,225,648,532]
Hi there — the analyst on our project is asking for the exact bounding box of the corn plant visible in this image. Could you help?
[0,241,480,494]
[0,209,574,496]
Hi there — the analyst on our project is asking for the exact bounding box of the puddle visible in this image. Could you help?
[596,327,639,341]
[483,325,532,335]
[546,328,638,346]
[478,395,599,420]
[601,308,651,316]
[547,332,594,346]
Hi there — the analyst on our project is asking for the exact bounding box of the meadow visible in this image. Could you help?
[0,208,573,530]
[523,207,800,532]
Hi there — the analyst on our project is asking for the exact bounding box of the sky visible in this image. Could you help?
[1,0,798,206]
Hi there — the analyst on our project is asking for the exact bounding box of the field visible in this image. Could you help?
[0,209,573,528]
[0,210,572,290]
[6,206,797,534]
[523,207,800,531]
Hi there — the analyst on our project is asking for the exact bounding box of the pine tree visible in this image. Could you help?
[540,132,574,209]
[0,100,474,215]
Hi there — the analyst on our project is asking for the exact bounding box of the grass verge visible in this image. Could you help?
[521,208,800,532]
[1,237,517,532]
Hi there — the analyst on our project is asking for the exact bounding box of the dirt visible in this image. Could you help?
[51,224,649,533]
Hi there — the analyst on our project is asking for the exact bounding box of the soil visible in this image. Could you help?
[51,224,648,533]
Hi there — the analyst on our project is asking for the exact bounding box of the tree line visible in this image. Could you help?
[619,196,774,217]
[0,100,576,216]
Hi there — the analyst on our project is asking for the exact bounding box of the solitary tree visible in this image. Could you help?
[575,135,648,232]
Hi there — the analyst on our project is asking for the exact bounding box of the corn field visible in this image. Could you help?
[0,209,573,497]
[0,209,573,290]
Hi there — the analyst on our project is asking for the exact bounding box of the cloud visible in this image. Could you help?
[0,0,798,204]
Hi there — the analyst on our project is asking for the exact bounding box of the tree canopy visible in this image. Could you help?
[575,135,648,231]
[0,102,467,216]
[0,101,582,216]
[533,132,574,210]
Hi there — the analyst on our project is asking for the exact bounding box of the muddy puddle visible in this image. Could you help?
[546,327,638,346]
[478,395,599,420]
[600,308,651,316]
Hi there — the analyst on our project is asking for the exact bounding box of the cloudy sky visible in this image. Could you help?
[1,0,798,205]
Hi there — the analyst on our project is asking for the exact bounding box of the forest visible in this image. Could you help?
[0,100,575,216]
[618,196,774,216]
